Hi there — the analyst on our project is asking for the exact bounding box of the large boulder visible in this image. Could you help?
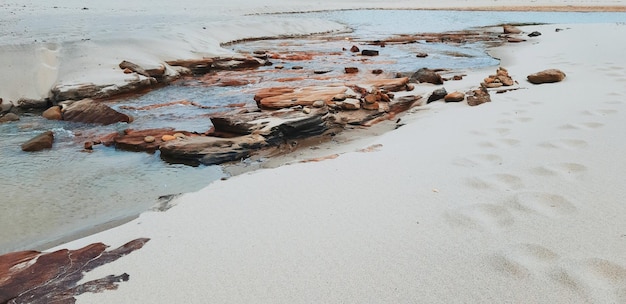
[409,68,443,85]
[527,69,566,84]
[21,131,54,152]
[62,99,133,125]
[444,91,465,102]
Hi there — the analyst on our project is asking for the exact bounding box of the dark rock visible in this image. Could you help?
[410,68,443,85]
[21,131,54,152]
[17,98,48,109]
[292,66,304,70]
[415,52,429,58]
[274,114,328,139]
[527,69,566,84]
[210,115,257,136]
[361,50,379,56]
[350,45,360,52]
[444,91,465,102]
[0,113,19,123]
[528,31,542,37]
[62,99,133,125]
[372,69,383,75]
[42,106,62,120]
[467,87,491,106]
[427,88,448,103]
[344,67,359,74]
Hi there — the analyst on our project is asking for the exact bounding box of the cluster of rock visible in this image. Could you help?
[104,77,420,165]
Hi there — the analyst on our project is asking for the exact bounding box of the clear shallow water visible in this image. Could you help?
[2,9,625,254]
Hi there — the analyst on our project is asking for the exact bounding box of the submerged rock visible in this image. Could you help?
[0,113,19,123]
[21,131,54,152]
[62,99,132,125]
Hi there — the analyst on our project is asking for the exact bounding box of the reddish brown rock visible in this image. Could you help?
[350,45,360,52]
[112,128,190,152]
[444,91,465,102]
[62,99,133,125]
[467,87,491,106]
[42,106,62,120]
[410,68,443,85]
[345,67,359,74]
[254,86,348,109]
[21,131,54,152]
[362,101,380,111]
[507,37,526,43]
[354,77,410,92]
[372,69,383,75]
[340,99,361,110]
[0,238,148,304]
[527,69,566,84]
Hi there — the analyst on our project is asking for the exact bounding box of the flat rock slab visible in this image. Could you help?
[0,238,149,304]
[63,99,133,125]
[255,86,348,109]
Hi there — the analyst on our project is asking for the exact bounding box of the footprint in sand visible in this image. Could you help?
[558,122,604,130]
[529,162,587,179]
[444,203,515,231]
[509,192,577,218]
[550,258,626,303]
[465,173,524,191]
[538,139,588,150]
[490,243,560,278]
[452,153,503,168]
[581,109,619,116]
[477,138,520,149]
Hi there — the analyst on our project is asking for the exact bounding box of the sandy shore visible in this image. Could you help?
[3,0,626,303]
[42,22,626,304]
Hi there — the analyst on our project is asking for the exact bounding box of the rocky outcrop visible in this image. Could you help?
[527,69,566,84]
[62,99,133,125]
[21,131,54,152]
[111,128,193,153]
[159,134,269,165]
[409,68,443,85]
[0,238,148,304]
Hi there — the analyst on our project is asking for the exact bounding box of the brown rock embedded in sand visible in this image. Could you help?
[527,69,567,84]
[467,87,491,106]
[42,106,63,120]
[444,91,465,102]
[21,131,54,152]
[503,24,522,34]
[62,99,133,125]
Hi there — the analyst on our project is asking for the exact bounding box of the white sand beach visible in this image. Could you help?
[3,0,626,303]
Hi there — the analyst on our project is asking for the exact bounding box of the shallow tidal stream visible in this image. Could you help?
[1,10,625,254]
